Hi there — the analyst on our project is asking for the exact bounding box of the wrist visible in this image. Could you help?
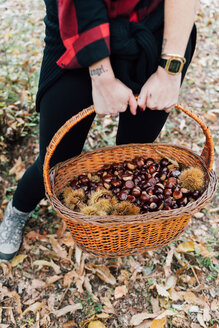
[89,57,115,82]
[157,65,182,78]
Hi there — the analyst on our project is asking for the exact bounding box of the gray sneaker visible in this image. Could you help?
[0,200,31,262]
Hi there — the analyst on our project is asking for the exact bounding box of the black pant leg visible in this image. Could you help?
[13,69,94,212]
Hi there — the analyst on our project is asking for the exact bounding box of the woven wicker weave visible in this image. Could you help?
[43,104,217,257]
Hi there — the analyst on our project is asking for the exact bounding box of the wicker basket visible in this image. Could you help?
[43,104,217,257]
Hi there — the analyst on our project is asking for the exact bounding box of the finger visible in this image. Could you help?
[164,105,175,113]
[137,88,147,110]
[129,92,138,115]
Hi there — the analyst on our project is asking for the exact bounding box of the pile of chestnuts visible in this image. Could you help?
[62,156,204,215]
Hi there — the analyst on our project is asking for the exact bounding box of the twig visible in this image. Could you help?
[191,266,200,285]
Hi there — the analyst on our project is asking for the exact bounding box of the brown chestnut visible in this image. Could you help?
[140,191,150,203]
[132,187,141,197]
[173,190,183,200]
[164,188,172,197]
[124,180,135,189]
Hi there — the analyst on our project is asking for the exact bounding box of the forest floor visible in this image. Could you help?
[0,0,218,327]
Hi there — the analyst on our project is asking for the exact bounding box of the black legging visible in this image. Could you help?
[13,43,194,212]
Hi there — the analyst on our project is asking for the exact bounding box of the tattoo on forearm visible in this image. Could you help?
[162,38,167,52]
[90,64,108,77]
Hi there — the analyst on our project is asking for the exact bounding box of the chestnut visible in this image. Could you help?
[122,172,133,181]
[164,188,172,197]
[127,162,137,170]
[148,177,157,185]
[124,180,135,189]
[145,158,155,167]
[160,158,169,167]
[111,180,122,187]
[154,186,164,195]
[170,169,181,178]
[118,190,129,201]
[112,187,121,195]
[167,177,177,185]
[192,190,200,200]
[127,195,136,203]
[177,197,188,206]
[173,190,183,200]
[148,195,158,204]
[140,191,150,203]
[136,157,145,168]
[148,164,157,174]
[146,187,154,196]
[70,179,79,190]
[164,197,173,207]
[103,174,113,183]
[149,202,158,211]
[132,187,141,197]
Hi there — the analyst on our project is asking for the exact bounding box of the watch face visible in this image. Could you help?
[169,59,182,73]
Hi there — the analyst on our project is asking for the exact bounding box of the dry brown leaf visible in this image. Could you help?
[203,306,211,322]
[9,156,25,180]
[197,313,207,328]
[88,321,106,328]
[49,236,68,259]
[164,275,177,290]
[54,303,82,317]
[114,285,127,299]
[33,259,61,274]
[26,230,47,241]
[176,241,195,253]
[210,299,218,312]
[86,264,116,285]
[22,301,46,316]
[62,320,77,328]
[46,275,62,285]
[61,233,75,247]
[155,284,170,297]
[64,270,75,287]
[197,242,215,258]
[135,320,152,328]
[151,297,160,314]
[117,269,130,283]
[150,317,166,328]
[101,297,116,314]
[10,254,27,267]
[31,279,46,289]
[204,112,217,121]
[75,246,82,265]
[163,247,174,277]
[130,312,157,325]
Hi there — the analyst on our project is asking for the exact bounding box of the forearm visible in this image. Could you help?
[162,0,199,56]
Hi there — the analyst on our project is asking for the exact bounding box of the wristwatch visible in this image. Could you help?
[159,55,186,75]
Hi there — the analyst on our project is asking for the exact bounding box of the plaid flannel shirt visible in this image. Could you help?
[56,0,163,69]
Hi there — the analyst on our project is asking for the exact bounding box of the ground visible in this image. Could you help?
[0,1,218,327]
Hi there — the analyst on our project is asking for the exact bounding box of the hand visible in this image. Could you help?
[137,66,181,113]
[91,76,138,117]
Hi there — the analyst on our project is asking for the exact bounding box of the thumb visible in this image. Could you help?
[129,92,138,115]
[137,87,148,111]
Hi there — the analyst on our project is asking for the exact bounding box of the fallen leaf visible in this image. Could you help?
[150,317,166,328]
[26,230,47,241]
[46,275,62,285]
[150,297,160,314]
[54,304,82,317]
[155,284,170,297]
[204,112,217,121]
[49,236,68,259]
[86,264,116,285]
[33,260,61,274]
[10,254,27,267]
[197,313,207,328]
[31,279,46,289]
[88,321,106,328]
[22,301,46,316]
[203,305,211,322]
[62,320,77,328]
[130,312,157,326]
[64,270,75,287]
[176,241,195,253]
[9,156,25,180]
[117,269,130,283]
[114,285,127,299]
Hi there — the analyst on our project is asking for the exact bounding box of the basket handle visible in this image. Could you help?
[43,103,214,197]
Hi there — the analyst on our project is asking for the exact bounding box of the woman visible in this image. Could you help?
[0,0,199,262]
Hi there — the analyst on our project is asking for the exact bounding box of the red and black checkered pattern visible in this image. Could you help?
[57,0,163,69]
